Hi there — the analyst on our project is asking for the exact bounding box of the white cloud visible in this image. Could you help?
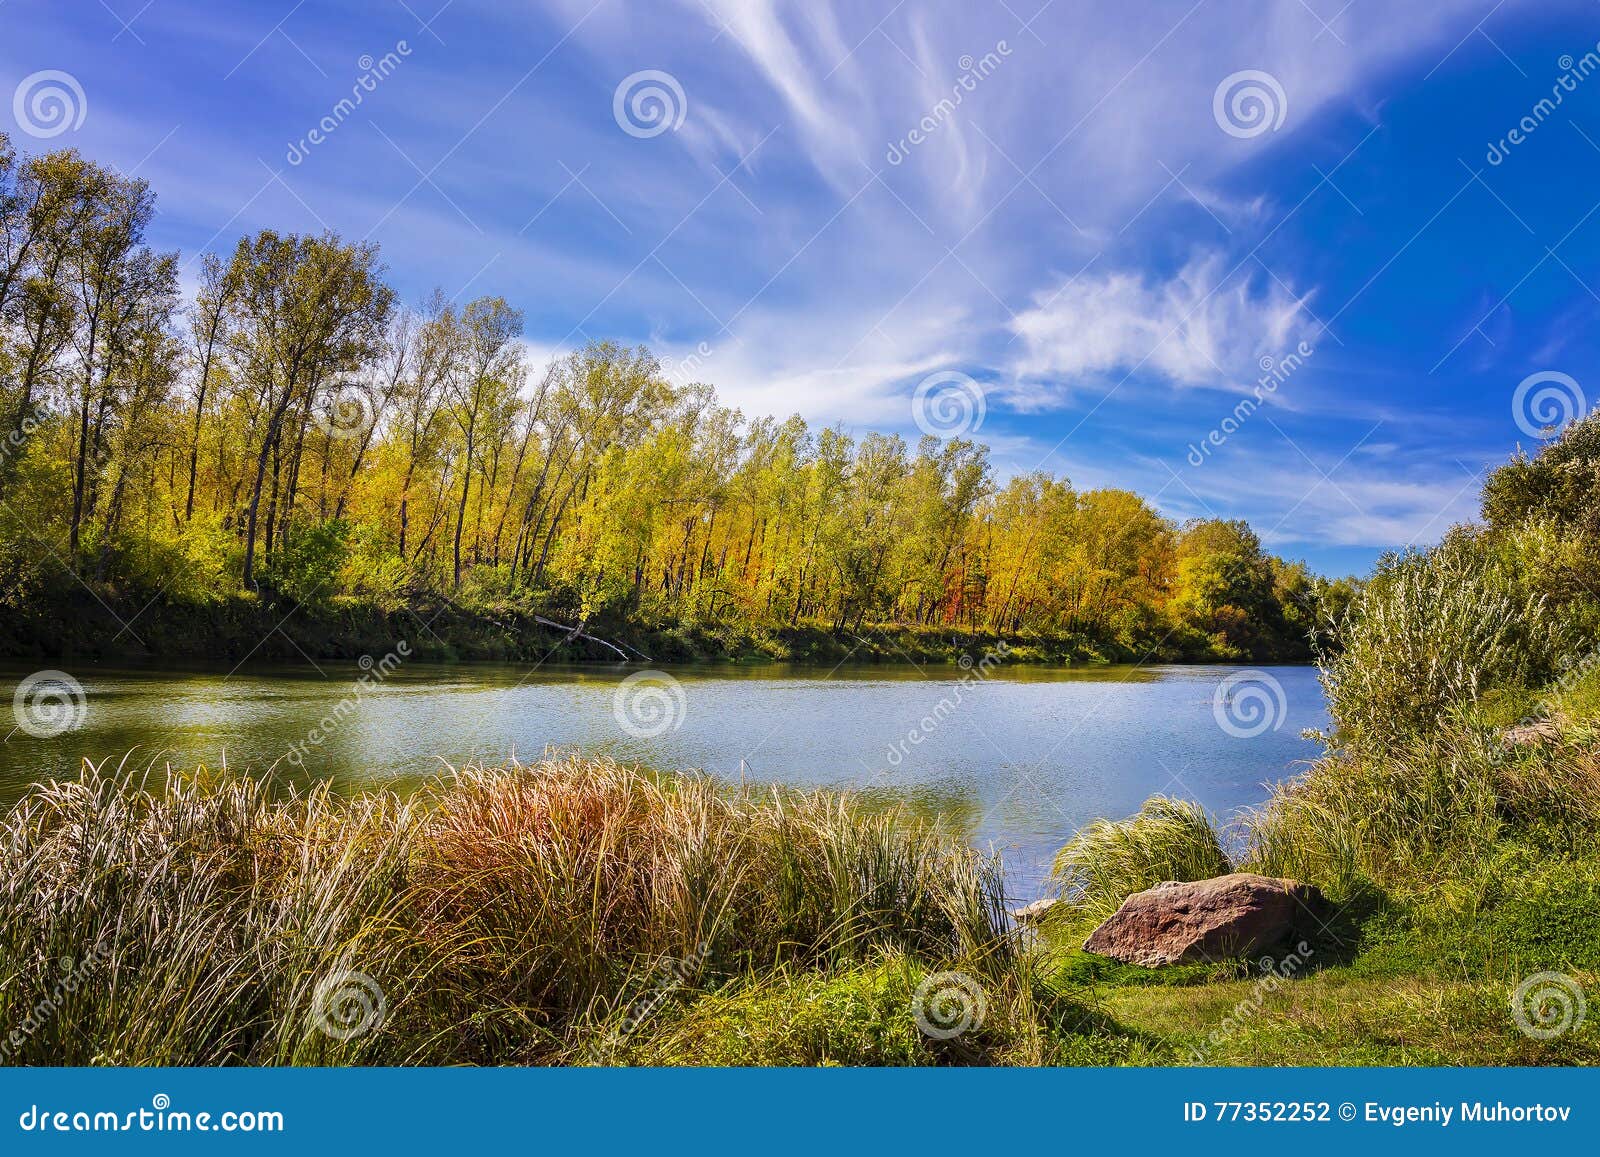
[650,299,975,430]
[687,0,870,195]
[1007,252,1317,395]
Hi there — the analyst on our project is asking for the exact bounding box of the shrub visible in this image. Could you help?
[1319,529,1559,752]
[1248,730,1600,897]
[1051,797,1232,920]
[1483,409,1600,537]
[262,519,350,607]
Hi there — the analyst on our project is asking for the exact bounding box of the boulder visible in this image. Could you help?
[1083,873,1326,967]
[1502,720,1561,748]
[1011,897,1059,925]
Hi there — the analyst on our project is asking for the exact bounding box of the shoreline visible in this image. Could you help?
[0,589,1317,669]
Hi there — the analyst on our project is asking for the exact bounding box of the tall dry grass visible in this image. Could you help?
[0,754,1015,1065]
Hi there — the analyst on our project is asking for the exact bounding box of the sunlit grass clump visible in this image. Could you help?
[1051,796,1233,921]
[0,755,1025,1066]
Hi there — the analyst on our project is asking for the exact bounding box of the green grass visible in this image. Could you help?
[1028,837,1600,1065]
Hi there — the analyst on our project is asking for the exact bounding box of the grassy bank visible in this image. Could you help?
[0,756,1073,1065]
[0,583,1307,667]
[4,738,1597,1066]
[1025,428,1600,1066]
[11,415,1600,1066]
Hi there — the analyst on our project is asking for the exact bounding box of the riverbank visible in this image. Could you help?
[0,585,1314,667]
[0,757,1036,1065]
[2,732,1596,1065]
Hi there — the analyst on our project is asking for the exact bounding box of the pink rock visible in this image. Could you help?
[1083,872,1326,967]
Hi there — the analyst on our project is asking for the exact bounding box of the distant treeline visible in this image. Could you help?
[0,132,1352,663]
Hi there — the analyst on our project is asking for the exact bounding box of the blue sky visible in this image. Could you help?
[5,0,1600,576]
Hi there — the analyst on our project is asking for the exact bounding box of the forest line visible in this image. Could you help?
[0,133,1350,662]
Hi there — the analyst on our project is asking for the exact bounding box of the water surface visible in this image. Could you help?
[0,660,1327,895]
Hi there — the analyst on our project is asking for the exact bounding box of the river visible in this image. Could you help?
[0,659,1327,895]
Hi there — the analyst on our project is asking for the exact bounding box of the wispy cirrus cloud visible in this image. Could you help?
[1007,252,1317,400]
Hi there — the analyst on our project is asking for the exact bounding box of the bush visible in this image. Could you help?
[1319,529,1559,752]
[339,522,412,610]
[604,959,937,1066]
[263,519,350,606]
[1483,409,1600,537]
[1247,730,1600,897]
[1051,797,1232,920]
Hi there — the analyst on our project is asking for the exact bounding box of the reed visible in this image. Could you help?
[0,754,1017,1065]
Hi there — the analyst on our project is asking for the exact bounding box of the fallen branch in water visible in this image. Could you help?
[532,615,649,662]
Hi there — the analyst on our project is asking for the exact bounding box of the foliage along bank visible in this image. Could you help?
[0,132,1349,665]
